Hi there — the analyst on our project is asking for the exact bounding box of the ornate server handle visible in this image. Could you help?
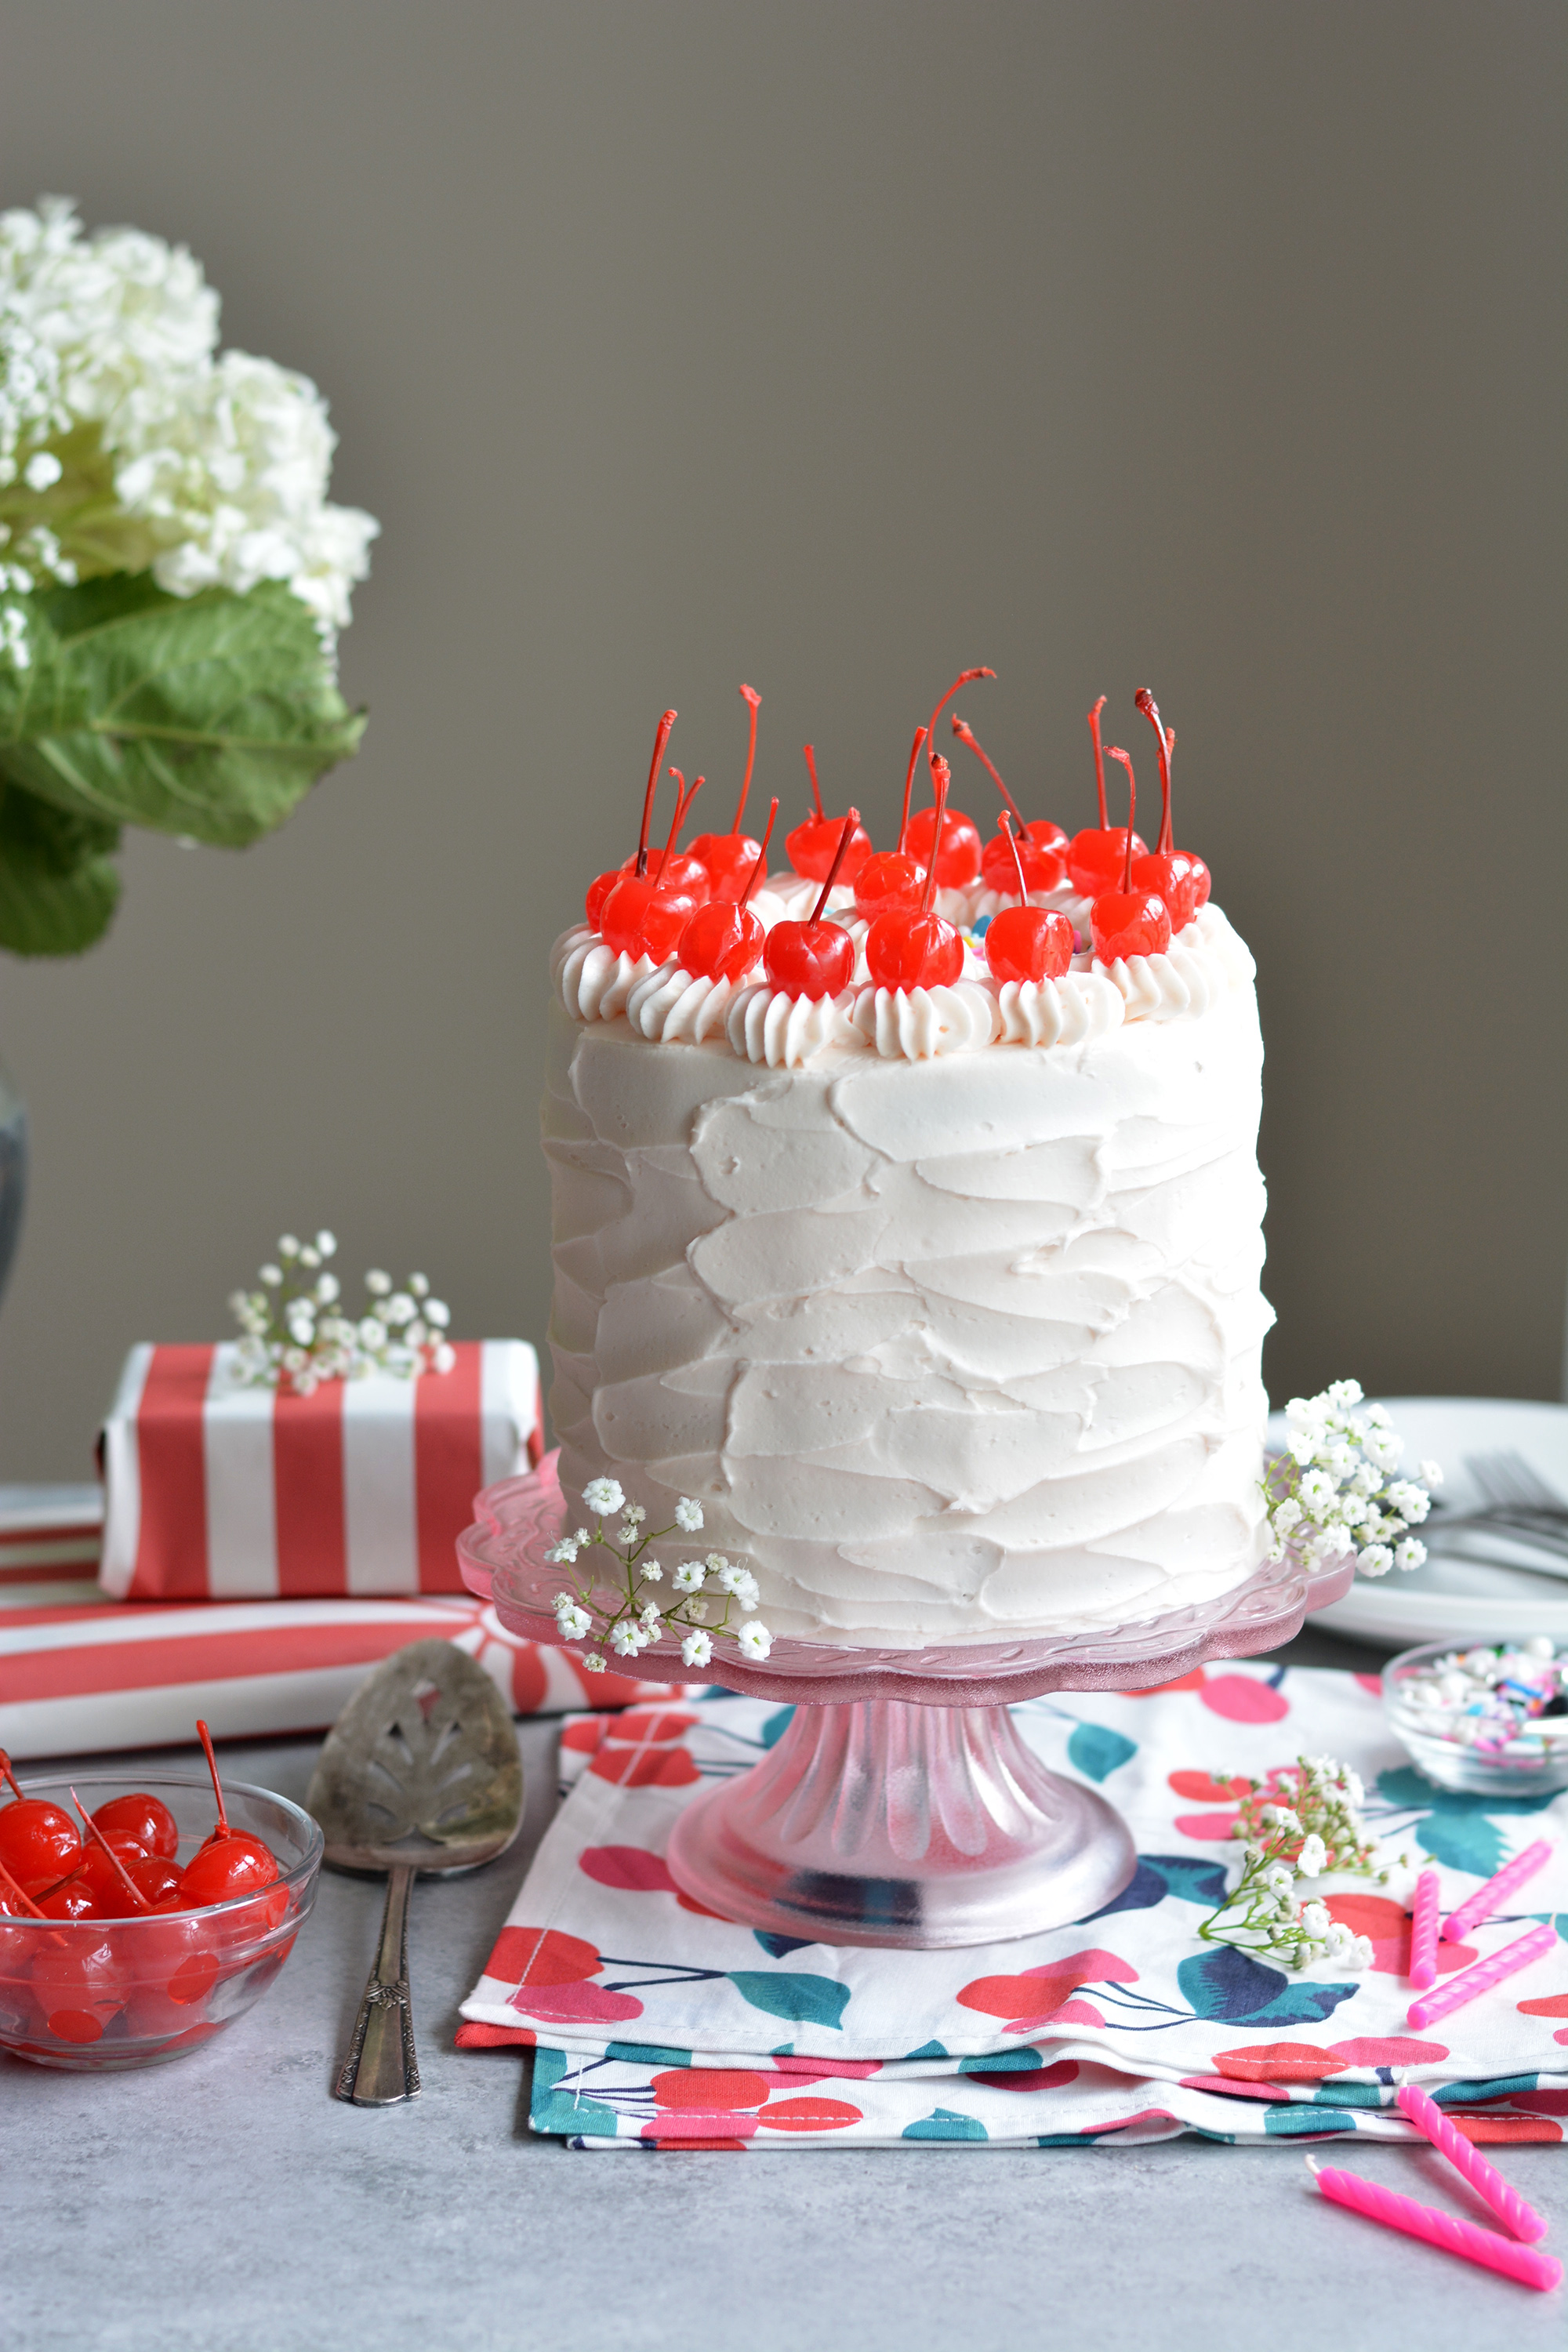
[333,1864,420,2105]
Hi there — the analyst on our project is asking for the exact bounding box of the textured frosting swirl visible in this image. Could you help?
[848,981,1000,1059]
[724,984,861,1067]
[994,970,1126,1047]
[544,980,1274,1648]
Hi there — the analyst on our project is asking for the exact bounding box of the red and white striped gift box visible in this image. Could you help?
[100,1339,541,1602]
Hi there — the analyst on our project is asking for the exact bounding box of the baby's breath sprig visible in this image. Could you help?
[1266,1379,1442,1580]
[546,1479,773,1676]
[228,1230,455,1396]
[1198,1754,1410,1972]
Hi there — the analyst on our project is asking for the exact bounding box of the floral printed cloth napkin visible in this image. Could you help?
[456,1665,1568,2148]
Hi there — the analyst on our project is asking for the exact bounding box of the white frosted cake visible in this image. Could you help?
[543,699,1274,1650]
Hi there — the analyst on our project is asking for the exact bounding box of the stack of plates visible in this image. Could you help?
[1287,1396,1568,1648]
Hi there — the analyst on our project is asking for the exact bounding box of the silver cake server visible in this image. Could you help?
[307,1639,524,2107]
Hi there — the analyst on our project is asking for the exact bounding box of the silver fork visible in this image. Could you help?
[1468,1450,1568,1518]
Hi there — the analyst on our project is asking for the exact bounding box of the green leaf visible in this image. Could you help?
[0,575,365,848]
[0,782,121,956]
[724,1971,850,2030]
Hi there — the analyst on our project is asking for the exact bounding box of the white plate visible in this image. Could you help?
[1281,1396,1568,1649]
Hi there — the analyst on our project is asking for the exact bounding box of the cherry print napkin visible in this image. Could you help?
[457,1666,1568,2149]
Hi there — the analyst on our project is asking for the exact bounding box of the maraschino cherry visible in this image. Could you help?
[687,684,767,899]
[1130,687,1210,927]
[853,727,929,919]
[677,797,779,982]
[764,810,862,998]
[0,1854,44,1918]
[1090,752,1171,964]
[180,1721,279,1905]
[599,772,705,962]
[982,817,1075,985]
[902,668,995,885]
[866,758,965,989]
[951,718,1070,892]
[69,1789,154,1915]
[642,768,712,901]
[786,746,872,884]
[586,708,677,927]
[93,1789,180,1861]
[1068,695,1147,897]
[0,1747,82,1895]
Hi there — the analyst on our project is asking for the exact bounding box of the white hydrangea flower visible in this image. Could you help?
[609,1621,643,1657]
[365,1269,391,1296]
[681,1629,713,1668]
[737,1621,773,1661]
[674,1498,704,1533]
[1296,1834,1327,1877]
[1350,1936,1374,1969]
[1357,1543,1394,1577]
[640,1562,662,1583]
[580,1652,606,1675]
[1297,1468,1335,1512]
[554,1599,592,1641]
[714,1563,749,1595]
[1300,1901,1330,1936]
[583,1478,625,1518]
[1393,1538,1426,1572]
[1418,1457,1444,1487]
[544,1537,580,1566]
[672,1561,706,1595]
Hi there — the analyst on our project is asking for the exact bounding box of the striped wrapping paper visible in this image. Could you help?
[100,1338,540,1600]
[0,1485,689,1759]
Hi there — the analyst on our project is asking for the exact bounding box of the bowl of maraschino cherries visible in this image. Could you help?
[0,1723,322,2070]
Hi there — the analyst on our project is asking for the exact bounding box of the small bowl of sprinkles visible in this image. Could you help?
[1383,1636,1568,1793]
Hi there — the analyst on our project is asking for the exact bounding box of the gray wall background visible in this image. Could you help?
[0,1,1562,1482]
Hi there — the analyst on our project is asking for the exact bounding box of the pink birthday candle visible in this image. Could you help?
[1443,1838,1553,1943]
[1395,2082,1548,2242]
[1305,2160,1562,2290]
[1408,1870,1441,1991]
[1407,1922,1557,2029]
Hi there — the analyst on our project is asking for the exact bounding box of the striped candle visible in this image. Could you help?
[1395,2082,1548,2242]
[1443,1840,1553,1944]
[1307,2161,1561,2291]
[1408,1870,1441,1991]
[1407,1923,1557,2030]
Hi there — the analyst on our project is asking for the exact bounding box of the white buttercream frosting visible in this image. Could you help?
[544,959,1276,1648]
[849,981,1000,1059]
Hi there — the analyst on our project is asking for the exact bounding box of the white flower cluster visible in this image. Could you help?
[229,1230,454,1396]
[1266,1381,1440,1579]
[1199,1755,1407,1972]
[548,1481,773,1675]
[0,198,376,640]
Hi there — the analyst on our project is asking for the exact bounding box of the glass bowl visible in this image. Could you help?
[0,1773,322,2071]
[1382,1638,1568,1795]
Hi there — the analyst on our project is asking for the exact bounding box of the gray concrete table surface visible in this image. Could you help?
[4,1626,1563,2352]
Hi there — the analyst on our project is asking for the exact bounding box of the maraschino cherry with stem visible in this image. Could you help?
[180,1721,279,1905]
[1068,695,1147,898]
[1130,687,1210,927]
[866,759,966,990]
[69,1791,154,1916]
[677,797,779,982]
[951,717,1069,892]
[854,727,929,919]
[786,746,873,884]
[585,707,677,927]
[1090,753,1171,965]
[903,667,996,886]
[598,773,706,963]
[0,1854,45,1918]
[688,684,767,898]
[764,810,863,998]
[982,816,1076,985]
[0,1747,82,1896]
[641,768,712,901]
[93,1789,179,1862]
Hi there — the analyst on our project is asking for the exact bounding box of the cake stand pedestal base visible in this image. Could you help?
[665,1697,1134,1949]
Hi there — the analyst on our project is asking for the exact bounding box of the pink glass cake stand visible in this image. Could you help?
[458,1455,1352,1951]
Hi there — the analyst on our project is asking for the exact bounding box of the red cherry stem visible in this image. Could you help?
[0,1855,44,1917]
[1103,747,1137,890]
[920,765,949,916]
[924,667,996,800]
[198,1717,230,1840]
[740,798,779,904]
[732,684,762,831]
[635,710,679,879]
[662,769,702,864]
[802,743,825,820]
[896,726,928,852]
[71,1788,152,1911]
[1002,811,1029,905]
[950,717,1025,829]
[1134,689,1174,855]
[1087,695,1109,828]
[810,808,862,923]
[0,1746,23,1802]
